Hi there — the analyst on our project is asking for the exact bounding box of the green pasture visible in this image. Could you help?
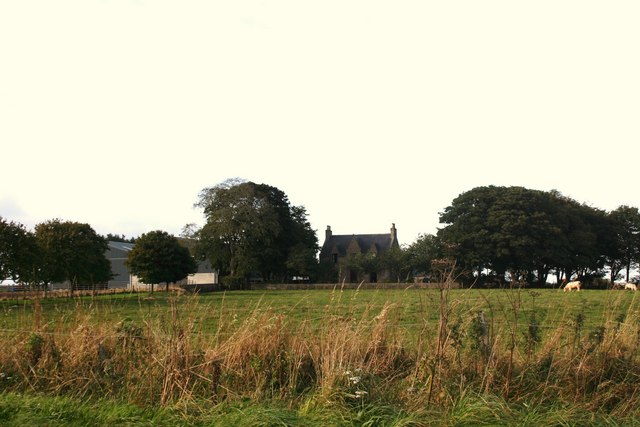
[2,287,640,426]
[1,286,638,344]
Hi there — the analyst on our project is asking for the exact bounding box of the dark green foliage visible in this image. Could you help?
[125,230,197,292]
[35,219,111,289]
[339,252,378,279]
[0,217,40,284]
[404,233,444,280]
[437,186,630,286]
[378,245,411,282]
[195,179,319,284]
[606,206,640,282]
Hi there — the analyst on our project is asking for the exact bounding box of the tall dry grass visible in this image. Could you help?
[0,281,639,419]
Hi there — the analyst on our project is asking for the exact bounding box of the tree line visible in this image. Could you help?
[436,186,640,287]
[0,219,198,292]
[0,219,112,292]
[2,182,640,289]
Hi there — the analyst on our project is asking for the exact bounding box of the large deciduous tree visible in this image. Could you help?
[438,186,610,286]
[0,217,41,285]
[34,219,111,292]
[126,230,198,293]
[194,179,318,286]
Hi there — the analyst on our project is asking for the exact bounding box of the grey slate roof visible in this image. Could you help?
[320,233,396,259]
[107,241,134,253]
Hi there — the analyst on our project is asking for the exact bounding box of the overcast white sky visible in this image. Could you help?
[1,1,639,246]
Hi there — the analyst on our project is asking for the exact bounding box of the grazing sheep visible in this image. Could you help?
[613,282,637,291]
[563,280,581,292]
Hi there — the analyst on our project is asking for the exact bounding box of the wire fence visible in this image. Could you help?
[1,286,638,341]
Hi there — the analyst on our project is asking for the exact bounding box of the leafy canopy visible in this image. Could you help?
[438,186,619,285]
[34,219,111,286]
[126,230,197,287]
[0,217,41,283]
[195,178,318,283]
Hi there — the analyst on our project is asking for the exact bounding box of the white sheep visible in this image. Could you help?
[563,280,581,292]
[624,282,637,291]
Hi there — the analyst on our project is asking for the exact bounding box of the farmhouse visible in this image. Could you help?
[319,223,400,283]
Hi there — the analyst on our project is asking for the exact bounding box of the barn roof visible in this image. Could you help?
[107,241,134,253]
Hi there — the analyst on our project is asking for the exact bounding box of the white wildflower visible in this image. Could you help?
[354,390,368,398]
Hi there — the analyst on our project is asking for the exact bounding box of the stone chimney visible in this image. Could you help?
[390,223,397,246]
[325,225,332,242]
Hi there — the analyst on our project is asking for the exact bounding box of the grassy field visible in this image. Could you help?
[2,285,636,333]
[1,285,639,426]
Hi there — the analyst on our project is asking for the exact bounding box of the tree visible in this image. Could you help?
[126,230,198,293]
[285,243,318,280]
[438,186,607,286]
[548,193,608,283]
[195,179,318,286]
[196,179,279,283]
[379,246,411,283]
[405,233,444,281]
[0,217,40,286]
[438,186,503,280]
[606,206,640,282]
[283,206,319,280]
[34,219,111,292]
[339,252,381,283]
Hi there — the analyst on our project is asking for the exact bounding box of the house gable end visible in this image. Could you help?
[367,242,379,255]
[347,236,362,255]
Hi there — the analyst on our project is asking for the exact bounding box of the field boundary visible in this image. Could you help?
[252,282,460,291]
